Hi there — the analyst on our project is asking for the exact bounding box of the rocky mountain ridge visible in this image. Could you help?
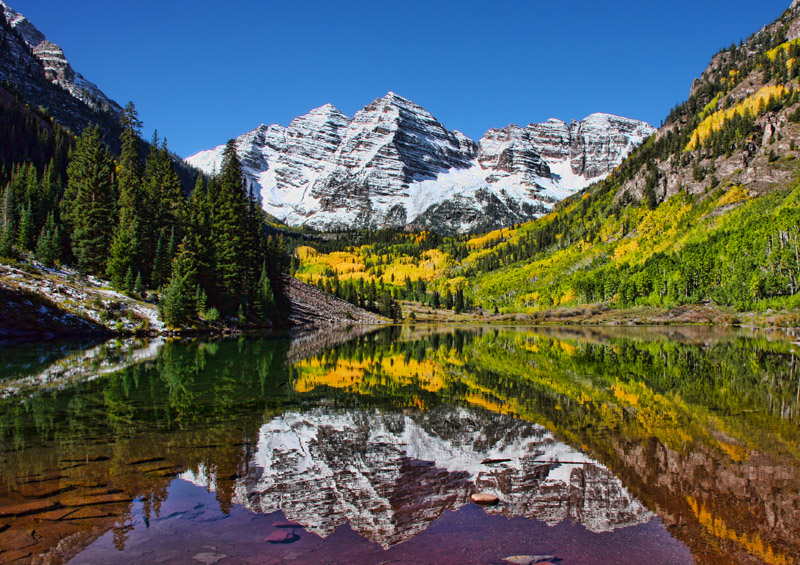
[0,1,120,116]
[0,1,121,137]
[187,93,654,233]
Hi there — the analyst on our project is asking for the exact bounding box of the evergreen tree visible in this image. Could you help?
[15,200,33,251]
[144,135,184,243]
[159,239,198,326]
[35,212,58,265]
[63,126,115,275]
[0,217,13,257]
[0,185,14,257]
[134,271,144,296]
[107,216,139,289]
[108,102,145,287]
[454,288,464,313]
[151,229,170,288]
[255,262,275,319]
[210,140,251,314]
[124,266,135,294]
[186,176,213,293]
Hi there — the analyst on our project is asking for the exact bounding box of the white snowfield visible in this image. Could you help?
[187,92,654,232]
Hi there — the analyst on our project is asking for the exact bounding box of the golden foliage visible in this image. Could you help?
[467,227,516,250]
[686,85,787,151]
[765,38,800,61]
[294,246,318,260]
[686,496,792,565]
[717,185,749,207]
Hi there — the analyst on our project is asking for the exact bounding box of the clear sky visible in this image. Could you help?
[11,0,792,157]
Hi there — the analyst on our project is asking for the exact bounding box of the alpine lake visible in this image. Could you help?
[1,325,799,564]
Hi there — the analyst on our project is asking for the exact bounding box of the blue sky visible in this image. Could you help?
[13,0,792,157]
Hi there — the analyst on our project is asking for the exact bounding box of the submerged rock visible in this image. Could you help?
[265,530,300,544]
[503,556,557,565]
[470,493,500,506]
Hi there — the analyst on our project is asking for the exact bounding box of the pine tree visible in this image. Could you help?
[210,140,251,314]
[256,262,275,319]
[134,271,144,296]
[144,136,184,242]
[63,126,115,275]
[15,200,33,251]
[107,216,139,289]
[0,218,13,257]
[195,284,207,314]
[187,176,213,293]
[151,229,169,288]
[124,266,135,294]
[0,185,14,257]
[109,102,145,287]
[35,212,58,265]
[159,239,198,326]
[166,226,178,264]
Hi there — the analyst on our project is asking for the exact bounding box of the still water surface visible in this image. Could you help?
[1,326,799,564]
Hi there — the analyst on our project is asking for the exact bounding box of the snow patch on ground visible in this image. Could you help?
[0,260,165,333]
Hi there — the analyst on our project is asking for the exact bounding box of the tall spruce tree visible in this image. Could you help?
[108,102,145,288]
[63,126,115,275]
[144,135,184,244]
[210,140,251,314]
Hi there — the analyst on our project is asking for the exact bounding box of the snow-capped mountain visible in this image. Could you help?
[0,1,121,135]
[181,407,652,548]
[187,92,654,233]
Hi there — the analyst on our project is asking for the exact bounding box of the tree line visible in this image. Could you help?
[0,99,287,327]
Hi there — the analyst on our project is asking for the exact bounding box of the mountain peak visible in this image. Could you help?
[383,90,405,101]
[310,102,346,116]
[0,0,43,47]
[187,93,652,233]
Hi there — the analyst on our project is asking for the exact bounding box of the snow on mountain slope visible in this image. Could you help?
[181,407,652,547]
[186,92,655,233]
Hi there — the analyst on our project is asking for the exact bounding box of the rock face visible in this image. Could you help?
[181,407,652,548]
[0,1,121,134]
[187,93,654,233]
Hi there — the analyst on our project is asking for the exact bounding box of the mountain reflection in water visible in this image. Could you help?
[0,326,798,564]
[182,408,650,548]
